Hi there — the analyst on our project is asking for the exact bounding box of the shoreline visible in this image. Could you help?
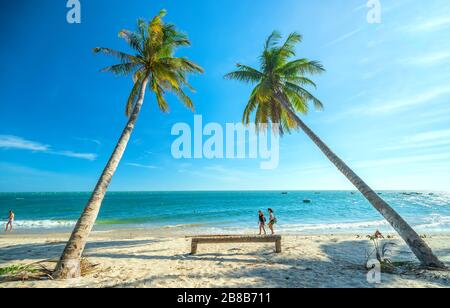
[1,230,449,288]
[2,227,450,237]
[3,191,449,238]
[3,222,450,237]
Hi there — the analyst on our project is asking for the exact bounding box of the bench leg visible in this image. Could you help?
[275,239,282,253]
[191,241,198,255]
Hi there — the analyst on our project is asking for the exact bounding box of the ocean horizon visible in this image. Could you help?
[1,190,449,234]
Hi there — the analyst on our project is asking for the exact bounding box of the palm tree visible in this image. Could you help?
[225,31,445,269]
[54,10,204,279]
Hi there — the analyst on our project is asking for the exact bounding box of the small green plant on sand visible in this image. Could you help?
[364,231,442,275]
[0,259,99,282]
[366,230,398,273]
[0,265,38,276]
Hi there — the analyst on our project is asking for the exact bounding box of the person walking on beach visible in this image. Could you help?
[267,208,277,235]
[258,210,267,235]
[5,210,14,232]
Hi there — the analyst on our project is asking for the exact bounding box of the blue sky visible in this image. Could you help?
[1,0,450,192]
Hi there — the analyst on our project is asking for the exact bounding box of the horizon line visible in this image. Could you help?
[0,189,448,194]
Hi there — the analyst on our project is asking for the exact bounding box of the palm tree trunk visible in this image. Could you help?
[54,77,150,279]
[278,99,445,269]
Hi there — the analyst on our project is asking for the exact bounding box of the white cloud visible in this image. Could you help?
[0,135,49,151]
[183,164,257,183]
[361,68,383,80]
[404,16,450,33]
[126,163,158,169]
[326,85,450,122]
[177,162,193,173]
[0,135,97,161]
[0,162,57,177]
[400,51,450,66]
[54,151,97,161]
[403,106,450,127]
[352,3,367,13]
[381,139,450,152]
[372,86,450,113]
[406,129,450,143]
[326,28,362,47]
[76,138,102,147]
[354,153,450,169]
[379,129,450,152]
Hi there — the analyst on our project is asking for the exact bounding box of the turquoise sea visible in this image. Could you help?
[0,191,449,234]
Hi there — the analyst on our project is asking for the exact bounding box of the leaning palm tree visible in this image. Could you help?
[54,10,204,279]
[225,31,445,269]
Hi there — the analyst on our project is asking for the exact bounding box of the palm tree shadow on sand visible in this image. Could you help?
[2,238,448,287]
[104,239,450,288]
[0,240,162,264]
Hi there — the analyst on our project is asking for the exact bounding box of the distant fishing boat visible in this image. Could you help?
[281,192,288,195]
[303,199,312,204]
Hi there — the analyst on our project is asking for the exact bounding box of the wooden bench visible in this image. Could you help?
[188,235,282,255]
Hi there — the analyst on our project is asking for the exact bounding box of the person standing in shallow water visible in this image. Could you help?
[5,210,14,232]
[258,210,267,235]
[268,208,277,235]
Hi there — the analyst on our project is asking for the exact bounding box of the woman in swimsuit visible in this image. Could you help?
[268,208,277,235]
[258,210,267,235]
[5,210,14,232]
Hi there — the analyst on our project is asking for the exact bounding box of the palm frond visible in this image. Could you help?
[151,78,170,113]
[137,18,148,40]
[268,98,284,135]
[280,108,297,135]
[277,32,302,61]
[254,80,274,103]
[160,57,204,74]
[265,31,282,50]
[173,87,195,111]
[284,76,317,88]
[162,25,191,48]
[153,63,182,90]
[284,87,309,114]
[179,58,204,73]
[155,92,170,113]
[285,82,323,110]
[100,62,140,76]
[126,79,143,117]
[148,9,167,48]
[255,102,271,132]
[118,29,143,53]
[243,87,260,125]
[93,47,138,64]
[224,65,263,83]
[278,59,325,76]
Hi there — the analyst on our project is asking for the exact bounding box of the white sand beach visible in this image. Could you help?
[0,230,449,288]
